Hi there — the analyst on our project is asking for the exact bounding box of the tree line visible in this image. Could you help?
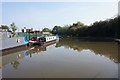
[52,16,120,39]
[1,16,119,39]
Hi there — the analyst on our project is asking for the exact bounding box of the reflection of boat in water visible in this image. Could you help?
[2,42,57,69]
[23,46,46,57]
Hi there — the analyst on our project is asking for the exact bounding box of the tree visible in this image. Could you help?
[42,28,51,32]
[52,16,119,39]
[1,25,9,31]
[68,21,86,36]
[11,22,17,37]
[61,25,70,35]
[52,26,62,35]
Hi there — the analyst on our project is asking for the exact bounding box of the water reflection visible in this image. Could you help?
[24,46,46,57]
[2,45,48,69]
[56,38,119,63]
[11,61,20,69]
[2,42,58,70]
[2,38,119,78]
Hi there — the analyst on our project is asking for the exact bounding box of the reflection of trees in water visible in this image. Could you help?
[118,42,120,63]
[11,61,20,69]
[56,38,118,63]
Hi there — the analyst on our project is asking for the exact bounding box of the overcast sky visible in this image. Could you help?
[2,1,118,30]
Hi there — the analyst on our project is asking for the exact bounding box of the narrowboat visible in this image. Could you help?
[28,36,59,46]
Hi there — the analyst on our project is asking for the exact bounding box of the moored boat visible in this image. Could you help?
[28,35,59,46]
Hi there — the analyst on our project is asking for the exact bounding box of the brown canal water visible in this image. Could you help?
[1,38,119,78]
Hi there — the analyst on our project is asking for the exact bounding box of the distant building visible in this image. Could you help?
[0,27,8,32]
[0,30,12,38]
[0,26,16,38]
[21,28,33,33]
[34,30,41,34]
[42,32,50,35]
[21,28,42,34]
[26,28,33,32]
[21,29,25,33]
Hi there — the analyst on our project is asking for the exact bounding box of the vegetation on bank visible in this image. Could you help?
[52,16,120,39]
[42,28,51,32]
[1,22,17,37]
[1,16,119,39]
[10,22,17,37]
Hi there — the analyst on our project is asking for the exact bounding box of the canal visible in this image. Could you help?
[1,38,119,78]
